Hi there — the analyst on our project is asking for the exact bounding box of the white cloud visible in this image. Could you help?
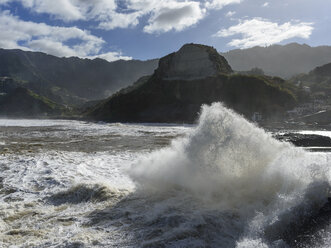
[0,0,117,22]
[205,0,242,10]
[214,18,314,48]
[107,0,208,33]
[22,0,83,21]
[262,2,269,7]
[143,1,205,33]
[27,39,80,57]
[0,11,130,61]
[88,52,132,61]
[0,0,243,33]
[225,11,236,17]
[97,11,141,30]
[119,0,242,33]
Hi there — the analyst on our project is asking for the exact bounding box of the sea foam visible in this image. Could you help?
[129,102,331,246]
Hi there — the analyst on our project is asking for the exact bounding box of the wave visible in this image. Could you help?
[128,103,331,247]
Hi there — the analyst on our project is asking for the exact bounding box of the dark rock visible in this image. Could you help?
[155,43,232,80]
[275,133,331,147]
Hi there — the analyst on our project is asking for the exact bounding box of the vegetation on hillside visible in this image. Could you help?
[87,73,297,123]
[0,87,67,117]
[290,62,331,101]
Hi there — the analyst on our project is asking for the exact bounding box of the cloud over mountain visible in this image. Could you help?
[0,0,245,59]
[215,18,314,48]
[0,0,242,33]
[0,0,327,61]
[0,10,131,61]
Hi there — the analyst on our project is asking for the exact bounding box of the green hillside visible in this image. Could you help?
[0,87,66,117]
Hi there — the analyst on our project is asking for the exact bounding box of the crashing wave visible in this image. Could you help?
[128,102,331,247]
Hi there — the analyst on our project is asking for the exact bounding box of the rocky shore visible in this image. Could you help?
[274,132,331,148]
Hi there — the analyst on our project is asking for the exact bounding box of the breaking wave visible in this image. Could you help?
[128,103,331,247]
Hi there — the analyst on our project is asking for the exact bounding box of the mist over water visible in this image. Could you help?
[0,104,330,247]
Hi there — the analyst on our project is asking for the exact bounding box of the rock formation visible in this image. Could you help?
[275,133,331,147]
[156,44,232,80]
[86,44,296,123]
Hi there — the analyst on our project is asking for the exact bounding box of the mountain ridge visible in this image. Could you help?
[221,43,331,78]
[0,48,158,105]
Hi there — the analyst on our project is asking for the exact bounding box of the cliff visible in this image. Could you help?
[87,44,296,123]
[156,44,232,80]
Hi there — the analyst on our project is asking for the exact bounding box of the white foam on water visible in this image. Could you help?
[0,118,192,137]
[0,150,137,247]
[1,104,331,247]
[0,117,192,247]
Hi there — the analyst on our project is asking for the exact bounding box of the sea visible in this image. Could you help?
[0,103,330,248]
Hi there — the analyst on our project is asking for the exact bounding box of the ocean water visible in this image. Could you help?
[0,103,330,247]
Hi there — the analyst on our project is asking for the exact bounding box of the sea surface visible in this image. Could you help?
[0,103,330,248]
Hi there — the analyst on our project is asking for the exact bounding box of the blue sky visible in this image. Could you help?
[0,0,330,61]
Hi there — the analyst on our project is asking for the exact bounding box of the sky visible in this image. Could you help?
[0,0,330,61]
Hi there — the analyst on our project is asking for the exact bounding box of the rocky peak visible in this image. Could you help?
[156,43,233,80]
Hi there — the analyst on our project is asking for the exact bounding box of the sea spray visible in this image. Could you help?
[130,103,296,206]
[129,102,331,246]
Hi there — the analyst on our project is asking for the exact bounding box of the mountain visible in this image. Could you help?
[221,43,331,78]
[87,44,296,123]
[293,62,331,88]
[0,77,21,94]
[0,48,158,105]
[156,43,233,79]
[310,62,331,78]
[291,62,331,97]
[0,87,65,117]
